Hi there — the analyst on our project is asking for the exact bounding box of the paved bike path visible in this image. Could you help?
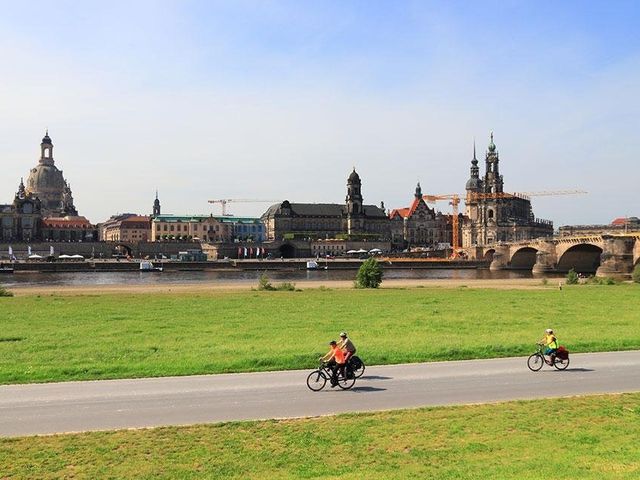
[1,350,640,437]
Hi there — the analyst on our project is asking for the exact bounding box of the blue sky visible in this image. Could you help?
[1,1,638,225]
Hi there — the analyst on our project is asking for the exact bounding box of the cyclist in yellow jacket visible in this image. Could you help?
[541,328,558,362]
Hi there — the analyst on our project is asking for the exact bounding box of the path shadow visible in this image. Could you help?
[350,386,387,392]
[562,368,595,372]
[360,375,393,381]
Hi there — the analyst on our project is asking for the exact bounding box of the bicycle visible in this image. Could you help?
[306,362,356,391]
[527,343,570,371]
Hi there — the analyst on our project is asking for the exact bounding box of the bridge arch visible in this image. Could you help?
[278,243,296,258]
[113,243,134,257]
[509,247,538,270]
[556,243,602,273]
[483,248,495,262]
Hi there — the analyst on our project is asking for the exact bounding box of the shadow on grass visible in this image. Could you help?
[350,386,387,392]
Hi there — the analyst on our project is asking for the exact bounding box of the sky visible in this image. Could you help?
[0,0,638,226]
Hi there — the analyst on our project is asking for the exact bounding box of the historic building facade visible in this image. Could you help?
[151,215,233,242]
[1,132,95,243]
[389,183,452,248]
[0,180,43,242]
[462,134,553,246]
[100,214,151,242]
[261,169,390,242]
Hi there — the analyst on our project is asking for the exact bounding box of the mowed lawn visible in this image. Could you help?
[1,393,639,479]
[0,285,639,384]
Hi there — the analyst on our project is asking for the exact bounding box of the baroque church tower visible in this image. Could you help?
[345,168,364,234]
[152,190,161,217]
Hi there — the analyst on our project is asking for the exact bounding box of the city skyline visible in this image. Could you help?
[1,1,638,225]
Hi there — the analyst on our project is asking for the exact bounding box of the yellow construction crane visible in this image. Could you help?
[466,190,587,202]
[207,199,279,216]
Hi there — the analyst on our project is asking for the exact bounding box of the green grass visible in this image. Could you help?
[1,393,639,479]
[1,285,639,384]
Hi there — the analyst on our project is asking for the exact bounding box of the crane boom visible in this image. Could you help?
[207,199,280,216]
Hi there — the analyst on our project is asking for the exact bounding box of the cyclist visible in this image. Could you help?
[540,328,558,363]
[337,332,357,363]
[320,340,346,387]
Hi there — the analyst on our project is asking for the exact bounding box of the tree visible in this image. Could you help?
[566,268,579,285]
[355,257,383,289]
[633,264,640,284]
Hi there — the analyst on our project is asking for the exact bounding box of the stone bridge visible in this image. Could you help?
[464,232,640,278]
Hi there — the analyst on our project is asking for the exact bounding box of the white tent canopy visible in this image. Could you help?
[369,248,383,253]
[346,250,358,254]
[70,254,84,259]
[355,249,368,253]
[58,254,72,259]
[28,254,43,259]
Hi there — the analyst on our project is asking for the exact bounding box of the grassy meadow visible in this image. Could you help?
[1,284,639,385]
[1,393,639,479]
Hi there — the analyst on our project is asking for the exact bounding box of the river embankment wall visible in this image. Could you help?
[5,258,489,273]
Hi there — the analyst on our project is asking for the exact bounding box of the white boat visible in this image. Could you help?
[306,260,319,270]
[140,260,163,272]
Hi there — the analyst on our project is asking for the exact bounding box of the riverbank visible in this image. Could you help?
[6,277,547,296]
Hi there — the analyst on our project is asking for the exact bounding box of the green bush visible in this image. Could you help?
[275,282,296,291]
[566,269,579,285]
[257,273,275,291]
[633,264,640,283]
[355,257,383,289]
[257,274,296,291]
[585,275,619,286]
[0,286,13,297]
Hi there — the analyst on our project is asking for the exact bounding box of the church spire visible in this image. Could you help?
[40,130,54,165]
[153,190,161,217]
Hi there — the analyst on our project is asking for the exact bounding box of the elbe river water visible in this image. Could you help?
[0,268,549,288]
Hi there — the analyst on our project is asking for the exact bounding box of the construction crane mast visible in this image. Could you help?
[422,194,461,257]
[207,199,279,216]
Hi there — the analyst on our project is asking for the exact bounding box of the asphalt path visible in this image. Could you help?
[1,350,640,438]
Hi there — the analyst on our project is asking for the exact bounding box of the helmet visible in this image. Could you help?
[339,332,348,338]
[545,329,554,334]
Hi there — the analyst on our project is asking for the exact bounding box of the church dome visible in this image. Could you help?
[26,164,65,212]
[348,169,361,183]
[41,133,52,145]
[466,177,482,190]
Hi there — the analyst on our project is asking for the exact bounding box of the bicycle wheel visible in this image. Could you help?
[527,353,544,371]
[306,370,328,391]
[351,356,366,378]
[553,355,570,371]
[336,373,356,390]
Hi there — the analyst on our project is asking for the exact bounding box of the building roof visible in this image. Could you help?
[263,202,386,218]
[389,197,434,220]
[121,215,150,224]
[42,216,93,228]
